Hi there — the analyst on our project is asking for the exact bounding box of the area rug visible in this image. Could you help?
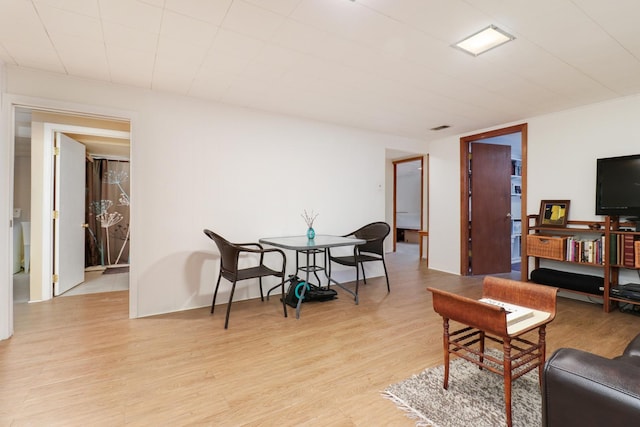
[383,356,541,427]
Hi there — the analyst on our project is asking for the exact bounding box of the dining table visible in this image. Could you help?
[259,234,366,319]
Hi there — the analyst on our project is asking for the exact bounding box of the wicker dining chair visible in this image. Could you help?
[203,229,287,329]
[327,221,391,297]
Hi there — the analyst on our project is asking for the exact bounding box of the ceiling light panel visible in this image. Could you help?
[454,25,515,56]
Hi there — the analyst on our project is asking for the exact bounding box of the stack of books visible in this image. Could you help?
[566,234,605,264]
[610,234,640,267]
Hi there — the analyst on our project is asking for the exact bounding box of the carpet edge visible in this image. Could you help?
[381,390,436,427]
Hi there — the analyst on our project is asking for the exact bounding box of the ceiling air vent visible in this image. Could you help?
[430,125,451,131]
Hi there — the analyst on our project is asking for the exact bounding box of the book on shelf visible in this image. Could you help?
[479,298,535,326]
[565,234,604,264]
[636,241,640,268]
[623,234,636,267]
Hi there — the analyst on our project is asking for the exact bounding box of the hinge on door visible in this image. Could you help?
[52,274,59,283]
[53,210,59,219]
[54,147,60,156]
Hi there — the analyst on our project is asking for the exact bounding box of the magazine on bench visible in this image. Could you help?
[479,298,535,326]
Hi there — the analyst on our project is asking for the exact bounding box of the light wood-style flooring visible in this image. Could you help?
[2,250,639,426]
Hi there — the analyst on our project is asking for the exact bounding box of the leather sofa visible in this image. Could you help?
[542,333,640,426]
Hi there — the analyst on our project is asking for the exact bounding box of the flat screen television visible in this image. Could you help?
[596,154,640,218]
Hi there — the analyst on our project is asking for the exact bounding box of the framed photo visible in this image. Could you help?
[539,200,570,227]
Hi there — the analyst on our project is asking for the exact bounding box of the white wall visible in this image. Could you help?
[1,66,426,329]
[427,94,640,276]
[5,65,640,339]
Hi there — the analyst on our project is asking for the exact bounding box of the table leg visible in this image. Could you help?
[443,318,450,389]
[538,325,547,387]
[503,338,513,427]
[295,250,312,319]
[323,249,358,304]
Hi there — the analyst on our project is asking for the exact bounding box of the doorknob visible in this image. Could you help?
[506,213,512,219]
[82,223,89,228]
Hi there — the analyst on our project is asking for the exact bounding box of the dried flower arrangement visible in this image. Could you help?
[301,209,319,229]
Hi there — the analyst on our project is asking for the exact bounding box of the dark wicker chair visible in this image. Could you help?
[203,229,287,329]
[327,221,391,297]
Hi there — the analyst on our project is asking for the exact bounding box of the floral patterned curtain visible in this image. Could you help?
[85,159,130,267]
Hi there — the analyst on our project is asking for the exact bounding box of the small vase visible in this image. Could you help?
[307,227,315,239]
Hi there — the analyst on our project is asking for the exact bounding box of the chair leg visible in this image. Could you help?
[224,281,237,329]
[354,263,360,298]
[281,278,288,318]
[382,259,390,292]
[211,275,222,314]
[361,262,368,284]
[258,278,265,302]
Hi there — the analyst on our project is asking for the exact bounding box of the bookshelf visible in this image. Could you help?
[524,215,640,313]
[511,159,522,263]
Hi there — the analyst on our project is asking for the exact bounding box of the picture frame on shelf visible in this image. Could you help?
[539,200,570,227]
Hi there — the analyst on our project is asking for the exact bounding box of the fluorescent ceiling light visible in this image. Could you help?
[454,25,515,56]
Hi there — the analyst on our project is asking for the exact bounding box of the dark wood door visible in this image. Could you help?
[470,143,512,275]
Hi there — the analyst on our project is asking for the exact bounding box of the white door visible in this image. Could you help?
[54,133,86,296]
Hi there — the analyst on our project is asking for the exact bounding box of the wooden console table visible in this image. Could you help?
[427,276,558,427]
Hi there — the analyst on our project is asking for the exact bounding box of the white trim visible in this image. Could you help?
[37,123,130,302]
[0,89,15,339]
[2,94,137,342]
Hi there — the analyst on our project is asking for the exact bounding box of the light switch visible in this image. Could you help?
[13,208,21,218]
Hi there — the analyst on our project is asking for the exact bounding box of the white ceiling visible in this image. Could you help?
[2,0,640,142]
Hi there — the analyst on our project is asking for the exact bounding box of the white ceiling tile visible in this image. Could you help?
[575,0,640,57]
[0,42,15,64]
[221,0,286,40]
[270,19,359,63]
[36,4,103,41]
[244,0,301,16]
[33,0,100,18]
[359,0,490,43]
[98,0,162,32]
[160,10,218,48]
[0,0,63,70]
[292,0,388,46]
[208,28,265,59]
[200,51,251,76]
[152,35,208,92]
[5,40,65,73]
[242,45,304,82]
[107,46,154,87]
[0,0,48,41]
[3,0,640,140]
[165,0,232,25]
[103,22,157,52]
[50,33,110,79]
[139,0,164,7]
[156,35,208,66]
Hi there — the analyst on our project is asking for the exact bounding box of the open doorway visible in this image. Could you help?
[12,107,131,304]
[459,124,527,277]
[393,156,425,259]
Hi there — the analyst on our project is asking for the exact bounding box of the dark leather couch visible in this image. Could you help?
[542,333,640,426]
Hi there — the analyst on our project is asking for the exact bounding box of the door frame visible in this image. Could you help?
[459,123,528,277]
[393,156,426,252]
[36,122,130,301]
[3,94,134,340]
